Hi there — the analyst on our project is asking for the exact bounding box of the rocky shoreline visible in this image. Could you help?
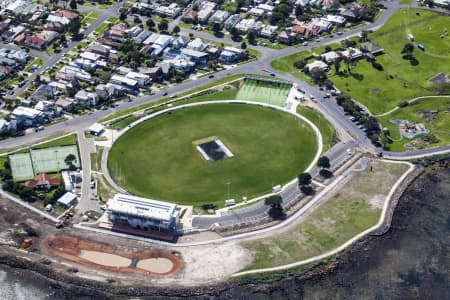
[0,163,440,299]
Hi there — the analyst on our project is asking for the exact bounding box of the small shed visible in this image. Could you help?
[57,192,77,208]
[89,123,105,136]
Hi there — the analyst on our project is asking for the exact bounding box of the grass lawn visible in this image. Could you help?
[100,74,244,122]
[378,97,450,151]
[32,134,77,149]
[297,105,337,153]
[236,79,291,106]
[24,58,44,72]
[331,9,450,115]
[270,51,312,73]
[90,147,104,171]
[108,104,318,208]
[243,160,410,270]
[109,115,140,130]
[82,11,100,26]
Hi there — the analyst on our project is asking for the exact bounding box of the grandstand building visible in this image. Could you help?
[106,194,180,232]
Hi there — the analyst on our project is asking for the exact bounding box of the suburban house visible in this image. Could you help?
[75,90,99,107]
[208,10,229,24]
[224,14,240,31]
[219,46,247,64]
[305,60,329,71]
[180,48,209,64]
[10,106,44,126]
[55,98,75,112]
[187,38,206,51]
[25,173,61,190]
[198,1,216,23]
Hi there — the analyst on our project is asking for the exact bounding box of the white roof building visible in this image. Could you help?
[208,10,229,24]
[57,192,77,208]
[305,60,329,71]
[321,51,340,63]
[11,106,43,119]
[106,194,180,231]
[187,38,206,51]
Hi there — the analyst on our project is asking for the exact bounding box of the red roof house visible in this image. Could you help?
[25,173,61,190]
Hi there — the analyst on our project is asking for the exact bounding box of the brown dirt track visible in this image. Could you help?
[43,235,183,276]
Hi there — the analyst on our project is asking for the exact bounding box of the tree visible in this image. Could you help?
[119,11,127,21]
[133,16,142,24]
[317,156,330,169]
[230,27,241,41]
[146,18,155,29]
[69,0,77,9]
[212,22,222,36]
[294,59,307,69]
[295,5,304,18]
[68,18,81,36]
[297,172,312,187]
[310,67,327,84]
[172,25,180,35]
[265,194,283,208]
[401,43,414,56]
[247,31,256,45]
[359,30,369,42]
[158,19,169,32]
[64,154,77,167]
[334,58,341,74]
[265,194,285,219]
[240,42,247,49]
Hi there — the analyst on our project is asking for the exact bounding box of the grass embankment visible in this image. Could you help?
[109,115,140,130]
[331,9,450,115]
[32,134,77,149]
[108,104,318,208]
[297,105,337,152]
[271,9,450,116]
[378,97,450,151]
[243,160,410,270]
[100,74,244,123]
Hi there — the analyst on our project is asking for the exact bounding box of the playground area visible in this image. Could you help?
[9,145,80,181]
[236,77,292,106]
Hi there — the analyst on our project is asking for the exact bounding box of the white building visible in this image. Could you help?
[305,60,329,71]
[187,38,206,51]
[208,10,229,24]
[75,90,99,107]
[126,71,151,87]
[57,192,77,208]
[106,194,180,232]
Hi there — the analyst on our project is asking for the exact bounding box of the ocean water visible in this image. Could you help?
[0,265,52,300]
[0,167,448,299]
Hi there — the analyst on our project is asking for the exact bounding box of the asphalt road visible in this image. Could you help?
[1,0,448,228]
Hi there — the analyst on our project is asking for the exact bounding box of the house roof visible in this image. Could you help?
[25,173,61,188]
[25,35,45,46]
[55,9,79,20]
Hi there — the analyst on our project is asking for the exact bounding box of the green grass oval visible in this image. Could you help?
[108,103,318,208]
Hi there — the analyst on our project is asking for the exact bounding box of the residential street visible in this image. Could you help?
[0,0,448,229]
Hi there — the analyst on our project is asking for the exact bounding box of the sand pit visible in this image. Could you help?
[44,235,183,276]
[79,251,131,268]
[137,258,174,274]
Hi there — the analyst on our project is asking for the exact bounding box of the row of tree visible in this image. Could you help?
[264,156,331,220]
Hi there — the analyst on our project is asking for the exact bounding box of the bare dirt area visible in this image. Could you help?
[0,195,253,288]
[43,235,183,276]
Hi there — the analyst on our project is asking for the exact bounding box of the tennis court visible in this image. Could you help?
[9,145,80,181]
[9,153,34,182]
[236,78,292,106]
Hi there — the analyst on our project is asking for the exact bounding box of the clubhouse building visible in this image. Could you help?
[106,194,180,233]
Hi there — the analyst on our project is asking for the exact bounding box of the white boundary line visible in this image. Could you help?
[103,100,323,211]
